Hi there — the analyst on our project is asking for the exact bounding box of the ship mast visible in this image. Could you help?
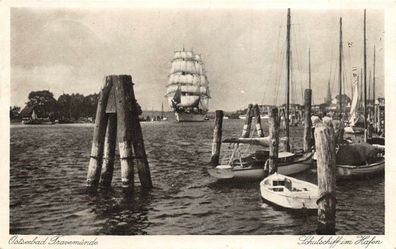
[373,45,376,124]
[285,8,291,152]
[364,9,367,130]
[309,48,311,89]
[339,17,343,115]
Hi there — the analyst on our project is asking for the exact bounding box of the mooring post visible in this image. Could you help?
[126,80,153,189]
[303,89,312,152]
[253,104,264,137]
[86,77,112,189]
[114,75,135,192]
[268,107,279,175]
[210,110,224,166]
[314,121,337,235]
[100,113,117,187]
[241,104,253,138]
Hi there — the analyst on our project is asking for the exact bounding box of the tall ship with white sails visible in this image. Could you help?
[166,49,210,122]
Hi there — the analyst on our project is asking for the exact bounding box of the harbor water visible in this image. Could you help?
[10,120,384,235]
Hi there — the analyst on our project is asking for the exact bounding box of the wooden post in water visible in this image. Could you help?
[126,80,153,189]
[210,110,224,166]
[87,74,152,192]
[314,121,337,235]
[303,89,312,152]
[253,104,264,137]
[268,107,279,175]
[100,114,117,187]
[241,104,253,138]
[86,77,112,189]
[114,75,135,191]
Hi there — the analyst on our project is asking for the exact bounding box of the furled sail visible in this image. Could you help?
[349,69,360,126]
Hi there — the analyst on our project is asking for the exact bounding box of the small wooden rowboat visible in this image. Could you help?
[207,138,313,181]
[260,173,318,210]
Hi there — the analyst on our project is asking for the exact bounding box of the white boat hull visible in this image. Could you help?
[175,112,206,122]
[208,153,313,181]
[337,158,385,179]
[260,174,318,210]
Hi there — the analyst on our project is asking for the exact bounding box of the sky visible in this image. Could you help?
[11,8,384,112]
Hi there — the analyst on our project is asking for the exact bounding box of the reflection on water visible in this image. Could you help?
[10,120,384,234]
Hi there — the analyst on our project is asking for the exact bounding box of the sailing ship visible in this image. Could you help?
[166,49,210,122]
[208,9,313,181]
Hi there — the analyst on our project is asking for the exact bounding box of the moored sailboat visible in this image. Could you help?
[208,9,313,182]
[336,10,384,179]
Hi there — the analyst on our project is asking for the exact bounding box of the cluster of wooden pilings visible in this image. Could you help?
[210,88,337,234]
[86,75,152,192]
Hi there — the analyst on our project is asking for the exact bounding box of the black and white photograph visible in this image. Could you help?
[2,0,395,248]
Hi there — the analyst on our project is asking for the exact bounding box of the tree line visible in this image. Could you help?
[10,90,99,122]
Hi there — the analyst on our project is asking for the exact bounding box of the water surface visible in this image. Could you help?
[10,120,384,235]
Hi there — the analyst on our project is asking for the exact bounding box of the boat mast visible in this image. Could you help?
[373,45,376,125]
[286,8,291,152]
[364,9,367,130]
[339,17,343,115]
[373,45,376,107]
[161,102,164,118]
[309,48,311,89]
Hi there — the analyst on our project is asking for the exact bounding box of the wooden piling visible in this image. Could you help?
[241,104,253,138]
[336,117,345,145]
[253,104,264,137]
[210,110,224,166]
[100,113,117,187]
[314,122,337,235]
[268,107,279,175]
[86,77,112,189]
[303,89,312,152]
[114,75,135,191]
[125,80,153,189]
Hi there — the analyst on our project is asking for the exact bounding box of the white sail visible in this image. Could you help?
[349,71,359,126]
[170,59,202,75]
[173,50,195,61]
[199,96,209,110]
[194,54,201,62]
[166,84,201,95]
[173,51,181,59]
[199,86,209,95]
[168,74,201,85]
[178,95,200,107]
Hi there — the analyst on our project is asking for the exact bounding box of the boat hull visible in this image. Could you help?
[22,120,54,125]
[208,153,313,181]
[260,174,318,210]
[337,158,385,179]
[175,112,206,122]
